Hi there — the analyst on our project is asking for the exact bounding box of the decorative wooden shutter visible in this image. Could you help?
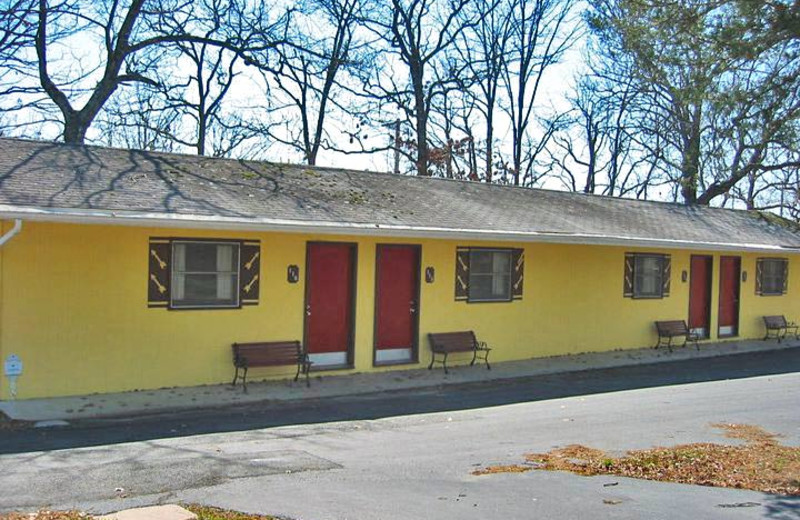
[455,247,470,301]
[782,258,789,294]
[148,238,171,307]
[240,241,261,305]
[755,258,764,295]
[511,248,524,300]
[661,254,671,297]
[623,253,634,297]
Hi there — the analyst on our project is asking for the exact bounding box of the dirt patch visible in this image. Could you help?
[472,464,535,476]
[474,423,800,496]
[0,411,30,431]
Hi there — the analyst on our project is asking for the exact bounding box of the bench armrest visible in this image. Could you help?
[476,340,491,351]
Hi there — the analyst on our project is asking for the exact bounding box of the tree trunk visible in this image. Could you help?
[679,106,702,204]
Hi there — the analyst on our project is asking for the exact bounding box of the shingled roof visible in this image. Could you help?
[0,138,798,252]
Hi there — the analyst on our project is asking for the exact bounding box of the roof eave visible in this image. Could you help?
[1,204,798,254]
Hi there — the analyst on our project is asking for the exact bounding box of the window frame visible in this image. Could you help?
[170,239,241,310]
[466,248,514,303]
[632,253,666,299]
[758,258,788,296]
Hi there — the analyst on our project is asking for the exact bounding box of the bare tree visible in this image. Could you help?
[456,0,508,182]
[253,0,364,165]
[502,0,580,186]
[588,0,800,205]
[362,0,478,177]
[27,0,283,144]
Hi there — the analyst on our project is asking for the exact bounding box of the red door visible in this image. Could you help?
[374,245,420,364]
[688,255,712,338]
[305,243,356,367]
[718,256,741,337]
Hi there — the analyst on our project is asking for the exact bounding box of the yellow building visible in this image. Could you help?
[0,138,799,400]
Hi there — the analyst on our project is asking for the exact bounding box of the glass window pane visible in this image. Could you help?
[634,255,662,297]
[468,250,512,301]
[183,243,218,272]
[470,251,494,273]
[762,259,786,294]
[172,242,240,307]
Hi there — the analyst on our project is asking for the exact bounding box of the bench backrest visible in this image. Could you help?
[655,320,689,336]
[232,341,303,367]
[763,315,788,328]
[429,331,477,353]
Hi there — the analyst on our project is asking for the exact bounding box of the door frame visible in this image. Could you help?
[303,241,358,369]
[372,243,422,367]
[688,254,713,339]
[717,255,741,338]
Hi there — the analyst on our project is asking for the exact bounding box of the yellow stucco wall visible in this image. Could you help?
[1,220,798,399]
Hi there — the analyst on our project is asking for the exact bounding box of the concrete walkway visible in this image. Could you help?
[2,338,798,422]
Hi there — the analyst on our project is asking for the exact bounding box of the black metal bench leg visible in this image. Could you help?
[305,362,311,388]
[294,362,301,383]
[442,353,449,374]
[232,366,240,387]
[242,367,248,394]
[484,350,491,370]
[470,348,477,366]
[428,353,436,370]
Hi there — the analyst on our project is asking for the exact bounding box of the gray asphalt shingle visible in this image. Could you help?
[0,138,798,249]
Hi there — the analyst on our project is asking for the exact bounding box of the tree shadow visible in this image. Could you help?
[762,493,800,520]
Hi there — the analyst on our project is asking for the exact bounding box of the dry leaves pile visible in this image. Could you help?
[473,423,800,496]
[0,512,89,520]
[0,505,279,520]
[0,411,29,431]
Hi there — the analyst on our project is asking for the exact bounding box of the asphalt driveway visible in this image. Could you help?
[1,348,799,519]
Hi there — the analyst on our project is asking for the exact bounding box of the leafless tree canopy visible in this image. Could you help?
[0,0,798,217]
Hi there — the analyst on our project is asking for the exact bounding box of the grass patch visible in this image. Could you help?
[185,505,280,520]
[474,423,800,496]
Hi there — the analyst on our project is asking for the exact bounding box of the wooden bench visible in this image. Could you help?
[763,315,799,343]
[231,341,312,392]
[428,331,491,374]
[654,320,699,352]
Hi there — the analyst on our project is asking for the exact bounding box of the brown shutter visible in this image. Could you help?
[240,241,261,305]
[623,253,634,297]
[455,247,470,301]
[511,248,524,300]
[782,258,789,294]
[755,258,763,295]
[661,254,671,297]
[148,238,171,307]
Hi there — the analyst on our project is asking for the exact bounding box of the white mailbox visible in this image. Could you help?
[4,354,22,377]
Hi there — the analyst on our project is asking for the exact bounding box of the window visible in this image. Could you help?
[757,258,788,296]
[624,253,670,299]
[171,241,240,308]
[468,249,512,302]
